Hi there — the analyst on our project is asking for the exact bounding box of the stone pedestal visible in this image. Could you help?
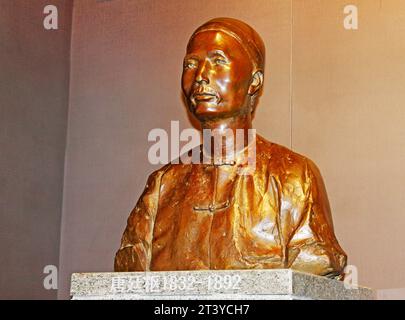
[70,269,375,300]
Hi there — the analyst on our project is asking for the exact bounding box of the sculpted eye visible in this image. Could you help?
[184,59,198,69]
[214,58,227,65]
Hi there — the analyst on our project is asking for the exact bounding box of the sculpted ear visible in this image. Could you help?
[248,70,264,96]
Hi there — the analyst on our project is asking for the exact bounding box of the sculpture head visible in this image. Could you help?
[182,17,265,123]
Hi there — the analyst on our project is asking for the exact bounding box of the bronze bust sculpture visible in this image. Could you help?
[114,18,347,279]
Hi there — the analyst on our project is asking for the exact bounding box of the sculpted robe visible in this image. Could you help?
[114,135,347,279]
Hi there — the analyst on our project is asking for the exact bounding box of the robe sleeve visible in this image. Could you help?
[114,169,164,271]
[287,159,347,279]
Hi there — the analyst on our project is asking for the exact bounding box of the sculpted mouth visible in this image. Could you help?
[191,91,219,103]
[194,93,216,100]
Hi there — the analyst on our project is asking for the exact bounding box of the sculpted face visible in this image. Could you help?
[182,30,256,121]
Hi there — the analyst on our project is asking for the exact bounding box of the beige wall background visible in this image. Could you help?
[1,0,404,299]
[0,0,72,299]
[292,0,405,290]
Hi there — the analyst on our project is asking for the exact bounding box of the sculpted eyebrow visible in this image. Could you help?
[184,54,199,60]
[209,50,228,59]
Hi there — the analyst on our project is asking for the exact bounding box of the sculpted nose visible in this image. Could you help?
[195,60,209,84]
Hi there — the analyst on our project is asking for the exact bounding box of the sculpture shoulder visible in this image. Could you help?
[256,135,320,180]
[136,164,170,199]
[143,162,180,185]
[143,162,192,197]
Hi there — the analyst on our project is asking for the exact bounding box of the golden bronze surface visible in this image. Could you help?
[114,18,347,279]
